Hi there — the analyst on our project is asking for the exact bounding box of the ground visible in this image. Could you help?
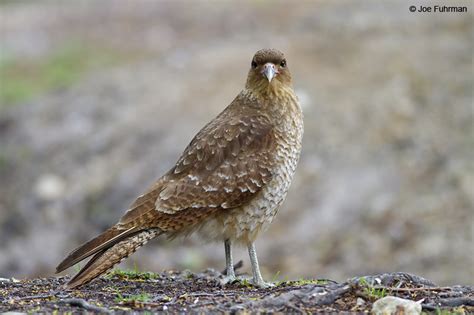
[1,266,472,314]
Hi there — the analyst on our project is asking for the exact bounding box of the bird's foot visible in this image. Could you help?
[249,278,275,289]
[222,275,274,288]
[220,275,262,288]
[220,274,239,285]
[219,271,274,288]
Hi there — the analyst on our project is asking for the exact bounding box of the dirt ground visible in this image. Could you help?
[1,267,472,314]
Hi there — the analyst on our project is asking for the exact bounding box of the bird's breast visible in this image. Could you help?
[197,97,304,244]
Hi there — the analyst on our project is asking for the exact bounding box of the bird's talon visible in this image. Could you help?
[220,275,238,286]
[250,280,275,288]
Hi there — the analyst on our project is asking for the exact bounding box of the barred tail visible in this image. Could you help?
[59,228,162,289]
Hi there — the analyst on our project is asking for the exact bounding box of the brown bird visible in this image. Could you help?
[56,48,304,288]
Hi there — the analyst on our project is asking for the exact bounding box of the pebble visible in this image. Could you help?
[356,297,365,306]
[372,296,422,315]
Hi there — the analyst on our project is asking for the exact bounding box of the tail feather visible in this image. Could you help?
[65,228,162,289]
[56,226,140,273]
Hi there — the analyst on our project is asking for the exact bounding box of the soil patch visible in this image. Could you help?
[1,269,472,313]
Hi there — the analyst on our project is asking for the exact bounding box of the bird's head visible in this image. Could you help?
[246,49,292,94]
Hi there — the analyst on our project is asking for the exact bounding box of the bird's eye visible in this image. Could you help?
[280,59,287,67]
[251,60,258,69]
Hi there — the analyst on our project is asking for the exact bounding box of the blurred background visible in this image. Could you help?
[0,0,472,285]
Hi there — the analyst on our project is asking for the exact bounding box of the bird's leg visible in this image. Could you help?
[220,239,238,285]
[224,239,236,280]
[247,242,273,288]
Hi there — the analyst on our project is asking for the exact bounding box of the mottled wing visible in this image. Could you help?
[119,104,276,226]
[157,111,275,212]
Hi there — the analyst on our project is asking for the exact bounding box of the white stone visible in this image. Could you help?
[372,296,422,315]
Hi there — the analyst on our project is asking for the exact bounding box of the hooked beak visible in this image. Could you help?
[262,63,277,82]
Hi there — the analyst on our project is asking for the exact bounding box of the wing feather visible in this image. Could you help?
[156,110,275,213]
[119,98,276,225]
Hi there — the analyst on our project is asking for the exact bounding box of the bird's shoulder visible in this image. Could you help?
[157,94,277,212]
[119,93,278,225]
[173,94,273,176]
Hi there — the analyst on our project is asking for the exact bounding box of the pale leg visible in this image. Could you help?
[247,242,272,287]
[224,239,236,281]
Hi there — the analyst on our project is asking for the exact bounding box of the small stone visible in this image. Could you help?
[372,296,422,315]
[356,297,365,306]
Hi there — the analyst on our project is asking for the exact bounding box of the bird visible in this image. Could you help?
[56,48,304,289]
